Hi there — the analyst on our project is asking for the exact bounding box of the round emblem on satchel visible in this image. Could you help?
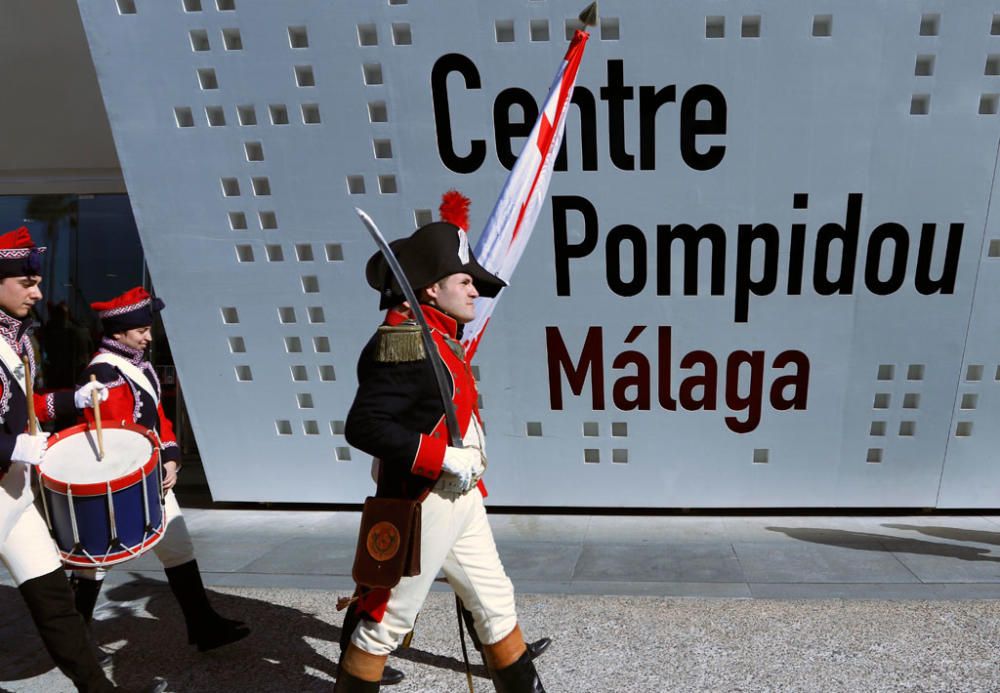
[367,521,401,562]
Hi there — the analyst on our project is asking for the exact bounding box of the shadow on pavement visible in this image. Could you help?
[766,527,1000,562]
[882,524,1000,547]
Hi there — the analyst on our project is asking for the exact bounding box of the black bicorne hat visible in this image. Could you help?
[365,222,506,310]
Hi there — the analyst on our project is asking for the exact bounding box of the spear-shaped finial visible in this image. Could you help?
[579,1,598,28]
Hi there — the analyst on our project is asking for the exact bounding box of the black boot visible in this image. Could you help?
[333,667,381,692]
[19,568,117,693]
[527,637,551,660]
[164,559,249,652]
[461,601,551,662]
[70,576,114,668]
[491,650,545,693]
[340,602,404,685]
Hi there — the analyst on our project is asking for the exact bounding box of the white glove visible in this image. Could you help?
[441,446,481,492]
[74,381,109,409]
[12,433,49,466]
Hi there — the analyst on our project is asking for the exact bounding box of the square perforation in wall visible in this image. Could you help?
[301,275,319,293]
[961,393,979,409]
[378,175,398,194]
[197,68,218,90]
[996,365,1000,381]
[358,23,378,47]
[910,94,930,115]
[221,307,239,324]
[307,307,325,323]
[919,13,940,37]
[251,177,271,196]
[979,94,999,115]
[741,16,761,38]
[275,420,292,436]
[526,422,543,437]
[234,365,252,381]
[336,447,352,462]
[373,139,393,159]
[216,0,235,10]
[530,20,549,42]
[183,0,201,12]
[330,420,345,435]
[222,28,242,50]
[347,176,365,195]
[189,29,210,51]
[870,421,886,436]
[899,421,916,436]
[244,142,263,162]
[221,178,240,197]
[956,421,974,437]
[877,364,894,380]
[303,421,319,435]
[915,55,935,76]
[564,18,584,40]
[582,421,599,437]
[705,16,725,39]
[907,364,925,380]
[584,449,600,464]
[228,336,245,353]
[116,0,137,14]
[290,365,308,381]
[363,64,383,86]
[986,56,1000,76]
[295,65,315,88]
[234,244,254,262]
[259,211,278,230]
[993,14,1000,36]
[902,393,920,409]
[285,337,302,353]
[288,26,308,49]
[752,448,768,464]
[174,107,195,128]
[325,244,344,261]
[392,23,412,45]
[414,209,433,226]
[266,244,284,262]
[206,106,225,126]
[295,244,314,261]
[612,449,628,464]
[278,306,296,323]
[313,336,330,353]
[319,365,336,382]
[368,101,388,123]
[301,104,321,124]
[495,20,515,43]
[228,211,246,230]
[297,393,314,409]
[812,15,832,37]
[237,105,257,126]
[611,422,628,437]
[991,240,1000,258]
[269,105,289,125]
[967,364,984,381]
[873,393,890,409]
[866,448,883,463]
[601,17,620,40]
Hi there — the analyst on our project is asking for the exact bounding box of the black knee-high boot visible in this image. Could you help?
[72,576,103,623]
[163,559,249,651]
[491,650,545,693]
[333,668,381,693]
[19,568,117,693]
[459,600,551,662]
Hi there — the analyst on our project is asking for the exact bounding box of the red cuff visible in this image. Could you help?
[410,433,446,479]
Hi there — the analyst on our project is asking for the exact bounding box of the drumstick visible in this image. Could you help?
[22,355,36,436]
[90,374,105,460]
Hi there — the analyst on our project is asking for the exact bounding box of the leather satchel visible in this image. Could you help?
[352,496,421,589]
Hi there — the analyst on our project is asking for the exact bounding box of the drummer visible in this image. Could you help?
[70,287,249,652]
[0,227,139,692]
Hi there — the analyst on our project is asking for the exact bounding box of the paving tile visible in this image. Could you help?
[735,539,919,584]
[573,543,743,583]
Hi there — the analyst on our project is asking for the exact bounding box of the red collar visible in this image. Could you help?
[384,304,458,338]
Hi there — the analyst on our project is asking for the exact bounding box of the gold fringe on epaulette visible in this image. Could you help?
[375,324,425,362]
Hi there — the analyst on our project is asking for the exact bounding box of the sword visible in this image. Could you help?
[355,208,463,448]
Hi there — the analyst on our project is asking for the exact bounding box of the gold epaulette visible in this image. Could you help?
[375,324,425,362]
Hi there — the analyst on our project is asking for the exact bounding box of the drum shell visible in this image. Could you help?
[39,423,165,568]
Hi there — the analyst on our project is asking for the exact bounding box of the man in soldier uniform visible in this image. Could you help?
[336,218,545,692]
[0,227,155,692]
[70,286,249,653]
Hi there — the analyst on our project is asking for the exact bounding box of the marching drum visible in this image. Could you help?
[38,422,165,568]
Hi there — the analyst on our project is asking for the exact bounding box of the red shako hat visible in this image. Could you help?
[91,286,164,333]
[0,227,46,278]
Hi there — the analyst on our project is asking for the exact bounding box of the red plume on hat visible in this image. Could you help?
[439,190,470,232]
[0,227,37,250]
[90,286,152,314]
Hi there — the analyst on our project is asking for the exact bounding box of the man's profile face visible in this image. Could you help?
[425,272,479,323]
[113,325,153,352]
[0,276,42,318]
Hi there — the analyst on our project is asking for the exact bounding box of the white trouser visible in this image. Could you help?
[351,486,518,656]
[72,488,195,581]
[0,504,62,585]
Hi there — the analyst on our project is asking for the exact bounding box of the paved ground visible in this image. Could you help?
[4,504,1000,691]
